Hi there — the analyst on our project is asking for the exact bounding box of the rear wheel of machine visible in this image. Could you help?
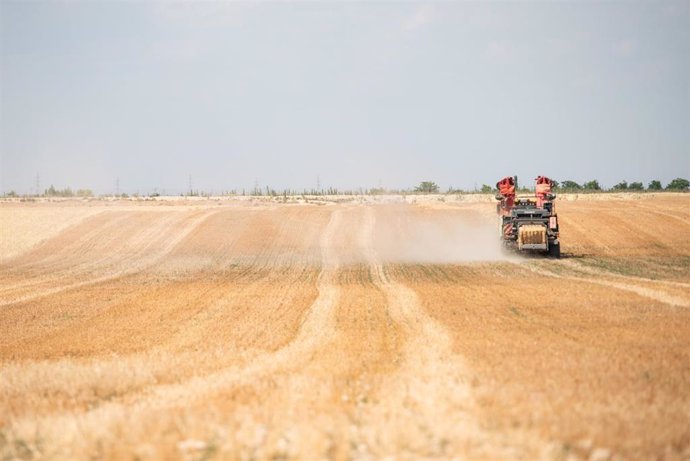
[548,241,561,258]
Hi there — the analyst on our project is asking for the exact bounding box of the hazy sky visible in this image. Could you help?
[1,1,688,194]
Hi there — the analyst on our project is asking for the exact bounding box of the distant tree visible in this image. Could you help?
[480,184,494,193]
[666,178,690,190]
[44,185,74,197]
[415,181,440,193]
[612,180,628,190]
[648,180,662,191]
[550,180,560,189]
[583,180,601,191]
[628,182,644,191]
[5,190,18,197]
[76,189,93,197]
[560,180,582,190]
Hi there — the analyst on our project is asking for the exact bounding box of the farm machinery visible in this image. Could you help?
[495,175,560,258]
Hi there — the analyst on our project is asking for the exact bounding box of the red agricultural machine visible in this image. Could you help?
[496,175,560,257]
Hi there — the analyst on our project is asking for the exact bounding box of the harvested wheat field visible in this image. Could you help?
[1,194,689,461]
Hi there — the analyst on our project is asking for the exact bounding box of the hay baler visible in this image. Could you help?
[495,175,560,257]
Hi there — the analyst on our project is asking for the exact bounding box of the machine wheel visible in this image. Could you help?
[548,241,561,258]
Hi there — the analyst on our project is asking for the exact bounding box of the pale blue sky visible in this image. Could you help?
[1,1,688,194]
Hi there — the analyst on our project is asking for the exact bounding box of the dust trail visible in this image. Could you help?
[355,206,541,458]
[371,203,508,264]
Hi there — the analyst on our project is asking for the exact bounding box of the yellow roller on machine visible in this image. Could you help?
[517,224,547,250]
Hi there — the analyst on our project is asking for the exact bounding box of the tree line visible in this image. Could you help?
[551,178,688,192]
[470,177,689,194]
[3,178,688,198]
[3,185,94,198]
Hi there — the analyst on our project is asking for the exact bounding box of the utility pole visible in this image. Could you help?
[188,174,193,196]
[35,172,40,197]
[116,177,120,196]
[316,175,321,192]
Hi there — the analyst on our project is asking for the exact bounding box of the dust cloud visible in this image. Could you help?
[370,204,507,263]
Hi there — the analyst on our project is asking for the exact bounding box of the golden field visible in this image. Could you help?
[1,194,689,460]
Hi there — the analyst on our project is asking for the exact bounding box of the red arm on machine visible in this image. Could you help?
[496,176,515,215]
[535,176,553,208]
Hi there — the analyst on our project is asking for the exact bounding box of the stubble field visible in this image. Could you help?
[1,194,689,460]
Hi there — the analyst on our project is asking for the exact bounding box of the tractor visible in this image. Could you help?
[495,175,560,258]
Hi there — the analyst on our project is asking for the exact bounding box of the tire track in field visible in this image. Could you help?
[355,206,541,459]
[0,212,134,283]
[524,261,690,308]
[559,215,615,255]
[4,209,344,447]
[557,259,690,289]
[0,209,327,425]
[0,211,152,293]
[629,201,690,227]
[0,210,218,307]
[141,207,342,393]
[0,207,112,262]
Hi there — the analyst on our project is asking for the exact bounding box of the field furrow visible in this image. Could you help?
[0,210,218,305]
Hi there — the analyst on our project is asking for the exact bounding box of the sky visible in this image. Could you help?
[1,1,688,195]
